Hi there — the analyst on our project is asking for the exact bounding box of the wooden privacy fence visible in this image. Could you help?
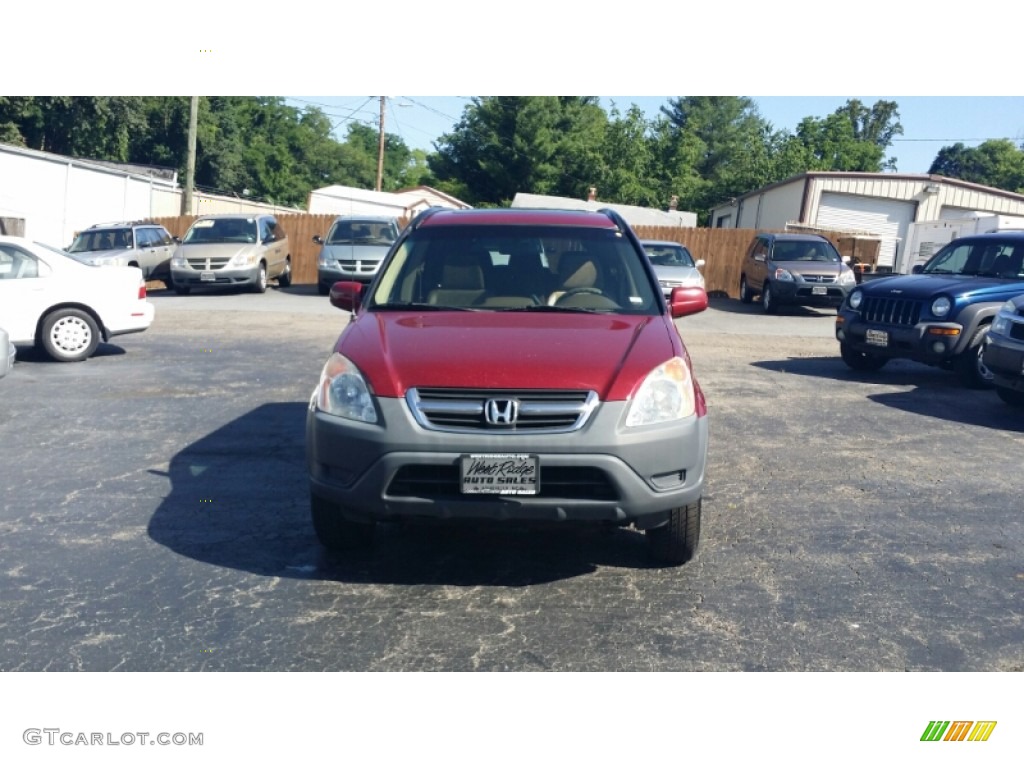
[147,214,872,298]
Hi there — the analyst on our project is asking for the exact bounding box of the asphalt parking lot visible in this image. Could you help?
[1,287,1022,671]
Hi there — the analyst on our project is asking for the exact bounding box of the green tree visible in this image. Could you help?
[929,140,1024,192]
[429,96,608,206]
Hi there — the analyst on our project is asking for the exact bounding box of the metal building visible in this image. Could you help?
[709,172,1024,273]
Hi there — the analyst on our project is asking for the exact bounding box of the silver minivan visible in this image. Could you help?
[313,216,400,294]
[170,214,291,294]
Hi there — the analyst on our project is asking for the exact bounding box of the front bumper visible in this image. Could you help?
[836,312,965,363]
[306,397,707,528]
[983,335,1024,392]
[171,265,261,288]
[772,280,849,306]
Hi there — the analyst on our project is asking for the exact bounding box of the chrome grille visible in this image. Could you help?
[800,274,836,284]
[407,388,597,433]
[336,260,379,275]
[861,296,922,327]
[186,256,231,270]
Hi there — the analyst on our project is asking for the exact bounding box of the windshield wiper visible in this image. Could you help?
[371,302,475,312]
[496,304,604,313]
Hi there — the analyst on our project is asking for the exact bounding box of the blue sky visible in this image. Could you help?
[285,95,1024,176]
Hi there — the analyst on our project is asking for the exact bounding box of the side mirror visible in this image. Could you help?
[912,264,924,275]
[312,235,323,245]
[669,286,708,318]
[695,259,706,269]
[754,254,765,263]
[329,281,365,312]
[842,255,851,264]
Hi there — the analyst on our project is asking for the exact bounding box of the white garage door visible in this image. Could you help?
[816,193,917,269]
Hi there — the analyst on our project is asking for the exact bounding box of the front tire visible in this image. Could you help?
[954,326,994,389]
[739,276,754,304]
[252,262,268,294]
[647,500,701,565]
[840,341,888,372]
[761,281,777,314]
[311,494,374,551]
[40,308,100,362]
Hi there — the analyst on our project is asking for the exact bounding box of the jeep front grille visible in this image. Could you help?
[860,296,922,326]
[407,388,598,433]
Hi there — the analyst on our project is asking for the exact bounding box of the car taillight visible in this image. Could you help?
[138,281,147,300]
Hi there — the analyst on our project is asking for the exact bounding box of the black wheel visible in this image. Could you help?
[317,282,330,296]
[954,326,994,389]
[840,341,888,372]
[40,308,100,362]
[311,494,374,551]
[996,385,1024,407]
[277,258,292,287]
[647,500,701,565]
[739,276,754,304]
[761,281,777,314]
[252,262,268,294]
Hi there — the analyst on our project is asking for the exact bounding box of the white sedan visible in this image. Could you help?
[0,236,155,362]
[0,326,13,378]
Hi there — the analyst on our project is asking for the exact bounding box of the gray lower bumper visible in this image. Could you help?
[306,397,707,528]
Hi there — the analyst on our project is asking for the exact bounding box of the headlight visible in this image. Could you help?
[773,268,794,282]
[172,253,186,267]
[625,357,695,427]
[838,268,856,286]
[848,289,863,309]
[230,252,257,267]
[931,296,951,317]
[991,310,1013,337]
[314,353,378,423]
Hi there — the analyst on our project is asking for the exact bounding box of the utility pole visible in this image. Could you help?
[376,96,385,192]
[181,95,198,215]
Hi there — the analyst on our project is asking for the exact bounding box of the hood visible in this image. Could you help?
[176,242,260,260]
[653,265,702,281]
[774,259,842,277]
[861,274,1024,300]
[319,243,391,261]
[338,311,683,401]
[68,250,131,266]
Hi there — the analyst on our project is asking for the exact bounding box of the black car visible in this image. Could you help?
[836,231,1024,388]
[982,294,1024,406]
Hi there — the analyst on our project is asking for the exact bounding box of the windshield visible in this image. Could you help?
[68,229,133,253]
[923,239,1024,277]
[644,243,695,267]
[182,218,258,244]
[772,241,841,262]
[326,219,397,246]
[369,224,659,314]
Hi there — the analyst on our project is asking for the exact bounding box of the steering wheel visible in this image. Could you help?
[556,286,604,301]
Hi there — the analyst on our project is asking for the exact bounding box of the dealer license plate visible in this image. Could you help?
[865,329,889,347]
[812,285,827,296]
[460,453,538,495]
[200,270,216,282]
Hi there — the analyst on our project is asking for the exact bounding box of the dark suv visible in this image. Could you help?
[306,207,710,565]
[739,232,856,313]
[982,294,1024,406]
[836,232,1024,388]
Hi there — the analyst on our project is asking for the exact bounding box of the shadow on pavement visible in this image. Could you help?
[147,402,663,587]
